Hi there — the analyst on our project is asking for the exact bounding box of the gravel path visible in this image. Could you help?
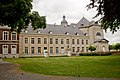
[0,59,119,80]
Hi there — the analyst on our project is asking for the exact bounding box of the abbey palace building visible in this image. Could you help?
[0,16,109,58]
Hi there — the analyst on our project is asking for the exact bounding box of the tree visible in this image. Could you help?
[109,44,115,51]
[0,0,46,33]
[88,46,96,52]
[87,0,120,33]
[114,43,120,51]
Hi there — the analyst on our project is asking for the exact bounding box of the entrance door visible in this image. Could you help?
[3,45,8,54]
[11,45,16,54]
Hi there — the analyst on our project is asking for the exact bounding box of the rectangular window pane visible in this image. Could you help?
[31,38,34,44]
[25,38,28,44]
[50,38,53,44]
[55,39,58,44]
[50,47,53,54]
[86,47,88,52]
[82,47,84,52]
[72,47,75,52]
[3,31,8,40]
[86,40,88,44]
[61,47,64,54]
[66,39,69,44]
[56,47,59,54]
[38,47,41,54]
[77,47,80,52]
[82,39,84,44]
[44,38,47,44]
[38,38,41,44]
[77,39,79,44]
[61,39,64,44]
[25,47,28,54]
[12,32,16,40]
[72,39,75,44]
[31,47,34,54]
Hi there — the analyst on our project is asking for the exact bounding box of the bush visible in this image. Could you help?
[79,52,112,56]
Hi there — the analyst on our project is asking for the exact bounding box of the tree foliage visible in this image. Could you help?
[88,46,96,52]
[109,43,120,51]
[87,0,120,33]
[0,0,46,33]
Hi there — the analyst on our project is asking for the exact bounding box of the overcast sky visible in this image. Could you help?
[32,0,120,44]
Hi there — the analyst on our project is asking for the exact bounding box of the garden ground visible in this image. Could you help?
[2,56,120,80]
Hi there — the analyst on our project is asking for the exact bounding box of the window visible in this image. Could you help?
[55,39,58,44]
[61,47,64,54]
[31,47,34,54]
[96,32,101,36]
[72,47,75,52]
[38,38,41,44]
[82,47,84,52]
[38,47,41,54]
[72,39,75,44]
[3,31,8,40]
[37,31,41,33]
[25,47,28,54]
[77,39,79,44]
[31,38,34,44]
[86,47,88,52]
[86,40,88,44]
[44,38,47,44]
[61,39,64,44]
[77,47,80,52]
[50,38,53,44]
[56,47,59,54]
[66,39,69,44]
[25,30,28,33]
[50,47,53,54]
[76,33,79,35]
[25,38,28,44]
[12,32,17,40]
[65,32,69,35]
[49,31,52,34]
[82,39,84,44]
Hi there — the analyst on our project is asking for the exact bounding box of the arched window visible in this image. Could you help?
[96,32,101,36]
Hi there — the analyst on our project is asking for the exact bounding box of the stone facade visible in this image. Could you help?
[0,16,109,58]
[19,16,109,57]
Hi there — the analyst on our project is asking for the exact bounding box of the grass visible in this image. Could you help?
[4,56,120,78]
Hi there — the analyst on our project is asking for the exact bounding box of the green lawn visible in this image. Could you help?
[4,56,120,78]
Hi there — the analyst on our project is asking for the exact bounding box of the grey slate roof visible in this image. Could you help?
[76,17,90,27]
[24,24,85,36]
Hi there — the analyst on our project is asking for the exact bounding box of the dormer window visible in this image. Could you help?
[96,32,101,36]
[49,31,52,34]
[65,32,69,35]
[84,33,88,36]
[25,30,28,33]
[81,24,84,26]
[37,31,41,34]
[76,33,79,35]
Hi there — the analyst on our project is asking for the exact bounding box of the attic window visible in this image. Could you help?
[96,32,101,36]
[49,31,52,34]
[76,33,79,35]
[84,33,88,36]
[65,32,69,35]
[81,24,84,26]
[37,31,41,33]
[25,30,28,33]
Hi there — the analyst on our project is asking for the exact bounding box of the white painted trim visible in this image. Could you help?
[11,32,17,40]
[2,45,8,54]
[3,31,9,40]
